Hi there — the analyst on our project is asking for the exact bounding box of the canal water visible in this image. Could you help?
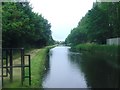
[42,46,120,88]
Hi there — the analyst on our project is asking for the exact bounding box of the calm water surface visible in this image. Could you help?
[42,46,87,88]
[42,46,120,88]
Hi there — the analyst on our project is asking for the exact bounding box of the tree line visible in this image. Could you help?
[2,2,54,48]
[65,2,120,45]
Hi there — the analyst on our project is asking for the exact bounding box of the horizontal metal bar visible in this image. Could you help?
[24,76,30,78]
[2,65,29,68]
[2,58,7,59]
[0,75,8,77]
[2,48,24,50]
[2,75,8,77]
[24,55,30,56]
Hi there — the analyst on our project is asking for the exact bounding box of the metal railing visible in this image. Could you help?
[1,48,31,86]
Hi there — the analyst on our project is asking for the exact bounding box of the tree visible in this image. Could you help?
[2,2,54,48]
[66,2,120,45]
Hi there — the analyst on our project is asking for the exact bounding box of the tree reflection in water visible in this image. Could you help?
[68,50,120,88]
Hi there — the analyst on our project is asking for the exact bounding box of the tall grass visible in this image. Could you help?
[73,44,119,54]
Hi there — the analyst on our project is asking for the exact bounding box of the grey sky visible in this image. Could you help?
[30,0,96,41]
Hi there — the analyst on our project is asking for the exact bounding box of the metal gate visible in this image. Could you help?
[1,48,31,86]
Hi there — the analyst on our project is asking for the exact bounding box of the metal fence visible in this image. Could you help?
[1,48,31,86]
[107,38,120,45]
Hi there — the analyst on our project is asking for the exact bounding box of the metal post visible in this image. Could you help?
[9,49,13,82]
[28,55,31,85]
[23,49,25,82]
[6,50,8,77]
[21,48,24,85]
[2,49,4,86]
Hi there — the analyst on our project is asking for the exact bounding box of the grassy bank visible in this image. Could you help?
[71,44,120,68]
[72,44,119,52]
[3,46,55,88]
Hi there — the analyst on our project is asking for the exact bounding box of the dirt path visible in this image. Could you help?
[13,48,41,65]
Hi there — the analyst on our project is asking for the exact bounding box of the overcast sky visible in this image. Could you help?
[30,0,96,41]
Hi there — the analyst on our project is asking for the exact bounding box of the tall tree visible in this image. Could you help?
[66,2,120,45]
[2,2,54,48]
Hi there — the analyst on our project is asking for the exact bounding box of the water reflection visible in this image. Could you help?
[42,46,87,88]
[43,52,50,82]
[79,51,120,88]
[43,46,120,88]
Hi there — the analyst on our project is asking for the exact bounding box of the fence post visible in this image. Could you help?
[2,49,4,86]
[6,50,8,77]
[9,49,13,82]
[21,48,25,85]
[28,55,31,85]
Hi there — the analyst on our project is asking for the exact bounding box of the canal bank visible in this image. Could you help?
[71,44,120,68]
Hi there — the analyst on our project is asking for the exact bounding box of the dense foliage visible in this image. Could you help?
[65,2,120,45]
[2,2,54,48]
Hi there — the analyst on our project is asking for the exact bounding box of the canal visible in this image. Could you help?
[42,46,119,88]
